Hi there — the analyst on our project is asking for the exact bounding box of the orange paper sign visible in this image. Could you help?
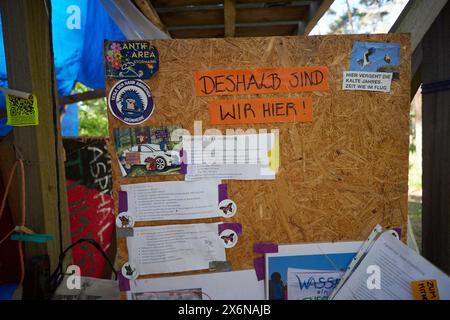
[195,66,329,97]
[209,97,313,125]
[411,280,440,300]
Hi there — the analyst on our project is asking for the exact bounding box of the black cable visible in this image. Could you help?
[49,238,118,295]
[46,0,64,257]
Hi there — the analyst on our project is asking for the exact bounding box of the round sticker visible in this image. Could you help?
[116,212,134,229]
[389,229,400,240]
[218,199,237,218]
[121,262,139,280]
[219,229,238,249]
[108,79,154,125]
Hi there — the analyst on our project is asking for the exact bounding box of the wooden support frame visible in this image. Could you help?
[422,1,450,274]
[59,89,106,106]
[0,0,71,273]
[132,0,171,36]
[224,0,236,37]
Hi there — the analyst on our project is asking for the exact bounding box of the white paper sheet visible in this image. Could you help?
[287,268,343,300]
[128,269,265,300]
[342,71,393,92]
[127,223,225,275]
[333,231,450,300]
[121,180,221,221]
[182,133,277,180]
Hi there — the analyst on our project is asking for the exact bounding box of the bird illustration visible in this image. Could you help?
[357,47,376,69]
[384,53,391,64]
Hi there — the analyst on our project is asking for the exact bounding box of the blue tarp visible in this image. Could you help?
[0,0,125,136]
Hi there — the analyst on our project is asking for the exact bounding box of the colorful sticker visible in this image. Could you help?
[218,199,237,218]
[349,42,401,80]
[6,94,39,126]
[219,229,238,248]
[121,262,139,280]
[104,41,159,80]
[115,212,134,228]
[108,79,154,125]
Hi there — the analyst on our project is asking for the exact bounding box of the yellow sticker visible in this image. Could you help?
[6,94,39,126]
[411,280,440,300]
[268,134,280,173]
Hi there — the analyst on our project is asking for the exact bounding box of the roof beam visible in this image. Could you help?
[304,0,333,35]
[132,0,171,36]
[224,0,236,37]
[389,0,448,51]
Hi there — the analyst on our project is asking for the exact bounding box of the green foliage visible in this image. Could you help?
[75,82,109,137]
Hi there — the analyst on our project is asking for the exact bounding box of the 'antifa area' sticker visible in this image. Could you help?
[108,79,154,125]
[104,40,159,80]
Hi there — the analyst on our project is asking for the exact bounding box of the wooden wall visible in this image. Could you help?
[107,34,411,278]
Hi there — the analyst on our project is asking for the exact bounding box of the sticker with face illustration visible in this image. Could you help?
[121,262,139,280]
[116,212,135,229]
[219,229,238,249]
[218,199,237,218]
[108,79,154,125]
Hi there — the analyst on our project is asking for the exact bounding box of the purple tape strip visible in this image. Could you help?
[118,191,128,213]
[218,223,242,236]
[393,227,402,238]
[118,272,130,292]
[218,184,228,203]
[253,257,265,281]
[253,243,278,254]
[180,149,187,174]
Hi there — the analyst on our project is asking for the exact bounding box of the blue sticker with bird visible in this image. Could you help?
[104,40,159,80]
[349,41,401,80]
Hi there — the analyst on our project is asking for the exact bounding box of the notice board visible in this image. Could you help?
[106,34,410,278]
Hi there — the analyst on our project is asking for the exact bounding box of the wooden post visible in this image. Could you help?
[0,0,71,273]
[224,0,236,37]
[422,2,450,274]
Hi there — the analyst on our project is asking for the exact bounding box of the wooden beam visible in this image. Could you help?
[390,0,448,52]
[224,0,236,37]
[153,0,296,7]
[304,0,333,35]
[0,0,71,275]
[59,89,106,106]
[422,1,450,274]
[132,0,171,36]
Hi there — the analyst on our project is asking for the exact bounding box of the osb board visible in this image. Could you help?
[106,34,411,279]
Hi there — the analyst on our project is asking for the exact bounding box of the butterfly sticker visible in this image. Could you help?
[219,229,238,248]
[121,262,138,280]
[116,212,135,229]
[221,233,234,244]
[218,199,237,218]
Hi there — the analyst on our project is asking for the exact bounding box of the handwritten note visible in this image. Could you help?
[195,67,329,97]
[209,97,313,125]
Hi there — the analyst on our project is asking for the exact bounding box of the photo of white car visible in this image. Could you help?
[122,143,180,172]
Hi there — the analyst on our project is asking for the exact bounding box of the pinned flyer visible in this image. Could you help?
[218,199,237,218]
[343,71,393,93]
[121,262,139,280]
[219,229,238,248]
[6,94,39,126]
